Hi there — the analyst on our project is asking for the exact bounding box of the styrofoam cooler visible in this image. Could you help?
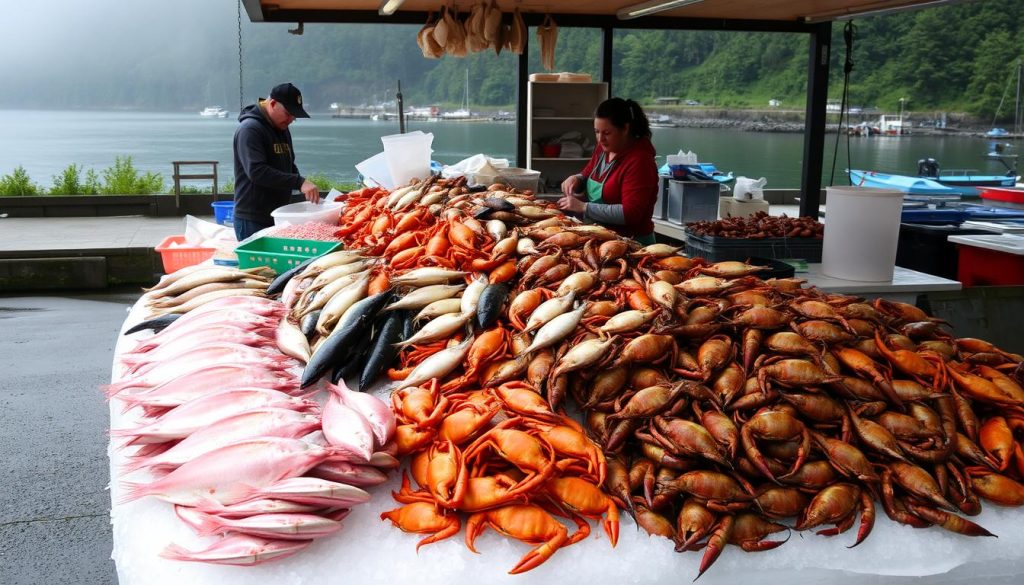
[381,131,433,186]
[822,186,904,281]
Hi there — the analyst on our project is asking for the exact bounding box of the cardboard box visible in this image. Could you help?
[719,198,769,219]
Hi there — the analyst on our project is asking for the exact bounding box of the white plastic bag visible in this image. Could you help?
[440,154,510,179]
[184,215,236,246]
[733,176,767,201]
[666,150,699,166]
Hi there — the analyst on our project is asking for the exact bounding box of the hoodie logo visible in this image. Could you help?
[273,143,292,155]
[297,95,303,105]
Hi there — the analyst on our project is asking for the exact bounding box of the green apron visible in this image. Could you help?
[586,163,657,246]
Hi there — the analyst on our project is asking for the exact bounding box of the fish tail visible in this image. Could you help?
[158,543,196,562]
[117,480,152,504]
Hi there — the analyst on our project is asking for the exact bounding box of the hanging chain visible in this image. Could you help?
[237,0,244,112]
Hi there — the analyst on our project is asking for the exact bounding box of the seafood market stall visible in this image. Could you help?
[108,179,1024,585]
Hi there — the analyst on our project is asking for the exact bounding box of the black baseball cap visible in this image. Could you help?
[270,82,310,118]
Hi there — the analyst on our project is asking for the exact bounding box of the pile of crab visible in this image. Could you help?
[317,178,1024,578]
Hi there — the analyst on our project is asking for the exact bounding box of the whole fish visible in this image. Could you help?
[476,282,510,329]
[266,255,318,296]
[119,437,338,506]
[176,507,342,541]
[322,391,376,461]
[241,476,371,508]
[276,317,312,363]
[302,290,393,388]
[330,381,396,447]
[308,460,389,488]
[359,310,406,391]
[395,335,474,391]
[151,268,269,300]
[390,267,469,287]
[524,291,576,333]
[395,311,473,347]
[460,274,489,315]
[300,310,321,339]
[383,284,465,312]
[314,272,371,336]
[123,313,180,335]
[121,408,321,473]
[114,365,298,410]
[522,304,587,354]
[413,298,463,323]
[160,533,312,566]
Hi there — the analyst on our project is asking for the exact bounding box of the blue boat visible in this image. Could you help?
[915,157,1017,195]
[986,128,1010,138]
[848,169,958,195]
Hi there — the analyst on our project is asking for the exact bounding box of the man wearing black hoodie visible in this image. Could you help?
[232,82,321,240]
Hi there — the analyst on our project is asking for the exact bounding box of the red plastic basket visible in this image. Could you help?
[154,235,217,274]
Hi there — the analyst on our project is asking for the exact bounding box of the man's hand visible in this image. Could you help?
[300,179,321,203]
[560,174,582,197]
[557,193,587,215]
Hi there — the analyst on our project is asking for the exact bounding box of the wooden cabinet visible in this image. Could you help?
[526,81,608,193]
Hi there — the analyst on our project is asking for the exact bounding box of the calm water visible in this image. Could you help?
[0,110,1013,190]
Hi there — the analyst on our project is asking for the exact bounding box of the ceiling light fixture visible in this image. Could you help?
[802,0,967,24]
[378,0,407,16]
[617,0,705,20]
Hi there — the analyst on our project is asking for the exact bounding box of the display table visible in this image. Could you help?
[109,294,1021,585]
[801,264,962,303]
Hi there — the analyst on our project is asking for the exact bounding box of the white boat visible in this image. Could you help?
[199,106,229,118]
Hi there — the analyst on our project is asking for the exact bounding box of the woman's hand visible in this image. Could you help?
[560,174,581,197]
[557,194,587,215]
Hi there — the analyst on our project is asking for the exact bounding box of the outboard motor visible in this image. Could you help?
[918,158,940,177]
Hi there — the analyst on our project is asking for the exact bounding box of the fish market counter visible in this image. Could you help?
[109,294,1021,585]
[802,264,961,304]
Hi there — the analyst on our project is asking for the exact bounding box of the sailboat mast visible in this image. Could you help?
[1016,59,1022,136]
[465,69,470,112]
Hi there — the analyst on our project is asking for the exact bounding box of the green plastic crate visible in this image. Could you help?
[235,237,343,274]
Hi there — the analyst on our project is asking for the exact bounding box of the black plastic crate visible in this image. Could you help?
[896,222,988,279]
[684,229,823,263]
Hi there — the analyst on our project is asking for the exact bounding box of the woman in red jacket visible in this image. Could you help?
[558,98,659,245]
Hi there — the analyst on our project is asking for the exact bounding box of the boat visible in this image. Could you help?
[986,128,1010,138]
[199,106,229,118]
[979,186,1024,206]
[848,169,959,196]
[440,70,490,122]
[915,158,1017,195]
[650,114,678,128]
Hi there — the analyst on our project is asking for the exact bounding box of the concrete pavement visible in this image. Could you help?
[0,290,141,585]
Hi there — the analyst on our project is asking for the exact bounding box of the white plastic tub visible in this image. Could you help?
[821,186,904,281]
[271,201,343,227]
[471,167,542,193]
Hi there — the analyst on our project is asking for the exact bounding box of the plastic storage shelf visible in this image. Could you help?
[685,230,823,262]
[154,235,217,274]
[235,237,342,274]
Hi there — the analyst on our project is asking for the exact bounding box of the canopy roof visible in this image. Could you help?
[245,0,962,26]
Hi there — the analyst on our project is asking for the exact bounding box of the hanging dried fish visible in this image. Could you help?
[537,14,558,71]
[509,8,526,55]
[417,12,443,59]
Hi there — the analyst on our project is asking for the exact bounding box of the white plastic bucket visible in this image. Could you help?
[381,131,433,187]
[821,186,904,281]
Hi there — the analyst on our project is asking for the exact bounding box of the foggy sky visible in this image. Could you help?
[0,0,294,108]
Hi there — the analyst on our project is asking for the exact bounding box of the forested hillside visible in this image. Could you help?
[8,0,1023,121]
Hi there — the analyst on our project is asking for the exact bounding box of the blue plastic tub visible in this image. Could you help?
[899,208,968,225]
[211,201,235,225]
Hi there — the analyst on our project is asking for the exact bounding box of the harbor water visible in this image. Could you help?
[1,110,1015,190]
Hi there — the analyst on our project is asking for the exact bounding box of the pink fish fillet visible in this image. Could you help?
[328,381,396,449]
[236,476,371,508]
[122,341,292,375]
[184,499,321,519]
[114,365,298,411]
[160,533,311,566]
[308,460,389,488]
[176,507,343,540]
[130,309,279,350]
[120,408,321,473]
[120,437,338,507]
[321,392,375,463]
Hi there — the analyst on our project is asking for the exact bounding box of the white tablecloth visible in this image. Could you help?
[109,295,1024,585]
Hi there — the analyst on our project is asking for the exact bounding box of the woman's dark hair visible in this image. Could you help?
[594,97,652,139]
